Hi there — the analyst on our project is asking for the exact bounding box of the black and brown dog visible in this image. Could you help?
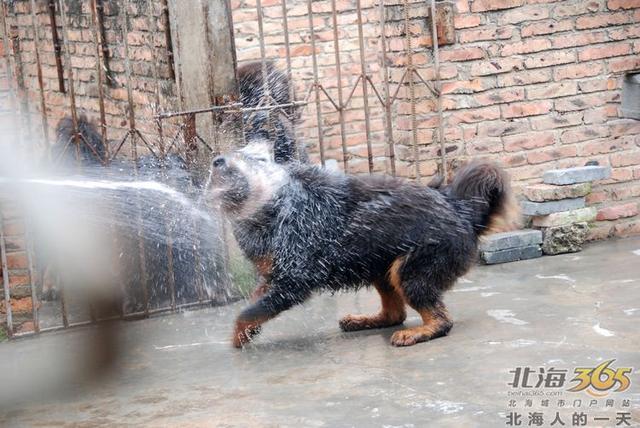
[208,142,518,348]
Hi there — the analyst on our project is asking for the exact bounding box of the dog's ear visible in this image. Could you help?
[238,140,274,163]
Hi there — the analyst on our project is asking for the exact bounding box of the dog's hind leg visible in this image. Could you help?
[339,279,406,332]
[232,286,310,348]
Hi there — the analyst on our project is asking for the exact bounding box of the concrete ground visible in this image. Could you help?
[1,237,639,427]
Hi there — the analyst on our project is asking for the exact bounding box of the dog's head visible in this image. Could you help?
[206,140,289,218]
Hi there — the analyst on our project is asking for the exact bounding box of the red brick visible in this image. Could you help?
[476,120,529,137]
[501,39,552,56]
[597,203,639,221]
[608,56,640,73]
[459,26,513,44]
[524,50,576,69]
[441,78,495,94]
[610,151,640,167]
[527,82,577,100]
[521,19,573,37]
[555,94,606,112]
[587,191,608,204]
[6,252,28,270]
[497,69,551,87]
[503,131,555,152]
[550,31,608,49]
[576,12,631,29]
[473,88,525,106]
[553,62,604,80]
[613,219,640,237]
[560,125,610,144]
[470,58,523,76]
[454,14,482,29]
[527,145,578,164]
[609,119,640,137]
[578,79,609,93]
[448,106,501,124]
[500,5,549,24]
[470,0,524,12]
[553,1,601,17]
[579,43,633,61]
[501,101,553,118]
[8,274,29,288]
[440,47,485,62]
[530,112,584,130]
[465,138,504,155]
[587,223,612,241]
[607,0,640,10]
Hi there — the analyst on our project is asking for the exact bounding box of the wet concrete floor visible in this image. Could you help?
[1,237,639,427]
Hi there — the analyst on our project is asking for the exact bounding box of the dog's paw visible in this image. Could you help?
[232,321,262,348]
[339,314,372,332]
[390,329,423,347]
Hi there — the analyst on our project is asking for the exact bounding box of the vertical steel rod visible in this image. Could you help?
[330,0,349,172]
[378,0,396,176]
[47,0,65,93]
[24,219,40,334]
[90,0,108,163]
[120,0,150,317]
[430,0,446,181]
[306,0,325,165]
[403,0,419,182]
[355,0,374,173]
[280,0,294,102]
[29,0,51,146]
[0,215,13,338]
[159,0,175,80]
[94,0,113,86]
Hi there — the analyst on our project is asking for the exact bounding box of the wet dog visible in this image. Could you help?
[208,143,517,347]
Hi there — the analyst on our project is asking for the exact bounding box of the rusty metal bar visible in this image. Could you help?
[24,219,40,334]
[280,0,294,102]
[379,0,395,175]
[0,2,17,124]
[58,0,81,159]
[29,0,51,147]
[8,24,34,145]
[329,0,349,171]
[47,0,65,93]
[306,0,325,165]
[156,102,242,119]
[120,0,150,317]
[355,0,373,173]
[159,0,175,80]
[255,0,278,150]
[403,0,419,181]
[147,0,177,311]
[94,0,114,87]
[430,0,446,181]
[90,0,109,163]
[0,214,13,338]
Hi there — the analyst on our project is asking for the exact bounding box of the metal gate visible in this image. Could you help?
[0,0,447,338]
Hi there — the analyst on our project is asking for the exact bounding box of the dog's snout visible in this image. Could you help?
[212,156,226,168]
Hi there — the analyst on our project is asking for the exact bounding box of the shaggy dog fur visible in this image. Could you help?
[208,144,517,347]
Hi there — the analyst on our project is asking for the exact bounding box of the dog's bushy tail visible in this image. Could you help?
[448,161,520,236]
[53,115,106,165]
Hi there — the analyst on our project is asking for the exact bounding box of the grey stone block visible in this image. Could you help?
[542,222,589,255]
[521,197,585,216]
[543,166,612,185]
[532,207,597,227]
[479,229,543,252]
[480,245,542,265]
[523,182,591,202]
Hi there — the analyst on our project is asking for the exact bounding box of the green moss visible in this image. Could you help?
[228,255,258,298]
[0,325,7,342]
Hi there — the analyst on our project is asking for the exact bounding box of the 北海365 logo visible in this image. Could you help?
[568,360,632,397]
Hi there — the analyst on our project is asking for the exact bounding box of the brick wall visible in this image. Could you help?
[232,0,640,239]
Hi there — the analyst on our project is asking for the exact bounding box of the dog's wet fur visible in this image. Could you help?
[209,142,518,347]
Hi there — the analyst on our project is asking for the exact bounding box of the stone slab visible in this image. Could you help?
[532,207,597,228]
[543,166,611,185]
[523,182,591,202]
[521,197,585,216]
[541,222,589,255]
[479,229,543,252]
[480,245,542,265]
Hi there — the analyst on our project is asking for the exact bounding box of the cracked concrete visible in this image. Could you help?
[1,237,639,427]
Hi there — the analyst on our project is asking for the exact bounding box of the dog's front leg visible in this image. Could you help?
[232,286,310,348]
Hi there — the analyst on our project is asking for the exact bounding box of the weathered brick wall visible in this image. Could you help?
[232,0,640,239]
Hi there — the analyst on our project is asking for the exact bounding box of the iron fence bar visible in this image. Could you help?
[58,0,79,327]
[94,0,114,86]
[9,23,34,145]
[255,0,275,136]
[366,75,384,106]
[0,1,20,147]
[159,0,175,80]
[280,0,294,103]
[402,0,419,182]
[47,0,65,93]
[222,100,307,114]
[29,0,51,147]
[147,0,177,312]
[355,0,374,173]
[390,68,407,104]
[329,0,349,171]
[120,0,150,317]
[156,103,242,119]
[24,217,40,333]
[306,0,325,165]
[411,68,438,98]
[378,0,396,175]
[317,84,340,111]
[90,0,109,163]
[0,214,13,338]
[343,74,363,110]
[430,0,446,181]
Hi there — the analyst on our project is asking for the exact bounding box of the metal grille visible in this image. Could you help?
[0,0,447,338]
